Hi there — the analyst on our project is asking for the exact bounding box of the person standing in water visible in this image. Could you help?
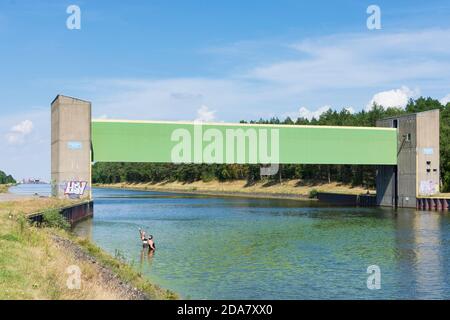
[139,228,156,251]
[139,228,148,248]
[147,235,156,251]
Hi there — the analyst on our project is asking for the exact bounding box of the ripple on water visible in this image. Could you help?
[68,187,450,300]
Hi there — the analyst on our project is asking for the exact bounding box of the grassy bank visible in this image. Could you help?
[0,184,10,194]
[0,198,177,300]
[96,179,374,200]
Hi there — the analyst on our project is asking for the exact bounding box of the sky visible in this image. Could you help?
[1,0,450,181]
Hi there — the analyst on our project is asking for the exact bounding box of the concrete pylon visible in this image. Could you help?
[51,95,92,199]
[376,110,440,208]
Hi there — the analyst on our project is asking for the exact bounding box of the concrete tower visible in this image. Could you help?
[51,95,92,199]
[376,109,440,208]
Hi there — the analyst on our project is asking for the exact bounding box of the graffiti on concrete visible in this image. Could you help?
[64,181,87,198]
[419,180,438,196]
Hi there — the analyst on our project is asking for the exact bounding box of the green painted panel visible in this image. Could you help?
[92,120,397,165]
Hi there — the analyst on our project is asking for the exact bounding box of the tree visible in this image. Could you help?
[441,103,450,192]
[91,97,448,192]
[0,170,16,184]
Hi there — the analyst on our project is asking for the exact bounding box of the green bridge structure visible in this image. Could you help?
[91,120,397,165]
[51,95,442,209]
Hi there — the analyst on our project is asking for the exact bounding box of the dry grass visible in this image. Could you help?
[0,198,177,300]
[99,179,374,199]
[71,236,177,300]
[0,184,9,194]
[436,193,450,198]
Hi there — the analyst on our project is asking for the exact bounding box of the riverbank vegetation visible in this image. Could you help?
[0,198,177,300]
[0,170,16,194]
[93,97,450,192]
[0,185,9,194]
[0,170,15,185]
[98,180,373,200]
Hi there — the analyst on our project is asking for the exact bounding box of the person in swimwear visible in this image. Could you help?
[139,228,156,251]
[147,235,156,251]
[139,228,148,248]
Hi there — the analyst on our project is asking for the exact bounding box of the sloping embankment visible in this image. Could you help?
[97,180,374,200]
[0,198,177,300]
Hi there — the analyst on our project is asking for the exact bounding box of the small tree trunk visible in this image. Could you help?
[279,164,282,184]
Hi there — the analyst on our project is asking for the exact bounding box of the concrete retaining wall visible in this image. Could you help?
[416,197,449,211]
[28,201,94,226]
[317,192,377,207]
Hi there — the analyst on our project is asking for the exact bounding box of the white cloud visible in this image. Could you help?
[344,107,355,114]
[440,94,450,105]
[0,110,49,181]
[6,134,20,145]
[366,86,418,111]
[12,119,33,135]
[282,105,354,121]
[195,105,216,122]
[4,28,450,183]
[247,29,450,90]
[6,120,34,145]
[89,77,281,122]
[298,105,332,120]
[85,28,450,123]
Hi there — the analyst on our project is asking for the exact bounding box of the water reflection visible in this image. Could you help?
[72,216,93,239]
[413,212,445,299]
[140,247,155,268]
[69,187,450,299]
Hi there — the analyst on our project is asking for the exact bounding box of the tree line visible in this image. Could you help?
[0,170,16,184]
[92,97,450,192]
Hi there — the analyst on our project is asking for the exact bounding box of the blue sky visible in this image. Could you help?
[1,0,450,180]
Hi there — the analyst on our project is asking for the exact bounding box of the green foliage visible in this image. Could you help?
[441,103,450,192]
[75,238,178,299]
[309,189,319,199]
[114,249,128,264]
[0,170,16,184]
[200,168,215,182]
[16,215,27,236]
[42,210,70,230]
[0,233,19,242]
[92,97,449,191]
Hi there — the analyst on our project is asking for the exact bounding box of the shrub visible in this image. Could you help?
[114,249,128,264]
[42,210,70,230]
[309,189,319,199]
[201,171,215,182]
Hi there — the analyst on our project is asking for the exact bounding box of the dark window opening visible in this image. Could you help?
[405,133,411,141]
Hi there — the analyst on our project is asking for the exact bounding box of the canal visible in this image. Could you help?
[75,187,450,299]
[10,184,450,299]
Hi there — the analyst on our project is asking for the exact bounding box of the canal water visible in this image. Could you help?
[10,185,450,299]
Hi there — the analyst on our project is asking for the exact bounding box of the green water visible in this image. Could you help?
[73,188,450,299]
